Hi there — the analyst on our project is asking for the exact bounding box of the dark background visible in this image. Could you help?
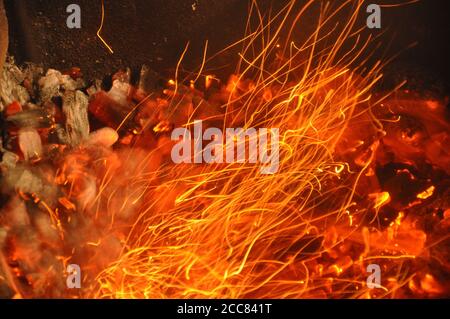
[3,0,450,94]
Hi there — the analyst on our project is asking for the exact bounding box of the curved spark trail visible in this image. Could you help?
[97,0,114,54]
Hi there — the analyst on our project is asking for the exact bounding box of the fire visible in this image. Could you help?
[416,186,435,200]
[0,0,449,299]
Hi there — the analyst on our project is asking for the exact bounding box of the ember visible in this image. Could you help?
[0,0,449,299]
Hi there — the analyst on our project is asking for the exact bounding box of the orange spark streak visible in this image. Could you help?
[97,0,114,54]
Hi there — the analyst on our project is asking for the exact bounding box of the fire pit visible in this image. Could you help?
[0,0,449,299]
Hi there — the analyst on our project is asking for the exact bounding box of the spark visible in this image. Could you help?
[97,0,114,54]
[3,0,442,300]
[416,185,435,200]
[92,0,393,299]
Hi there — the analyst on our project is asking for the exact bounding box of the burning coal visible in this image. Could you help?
[0,0,449,299]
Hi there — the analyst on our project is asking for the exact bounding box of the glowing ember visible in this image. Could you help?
[0,0,448,299]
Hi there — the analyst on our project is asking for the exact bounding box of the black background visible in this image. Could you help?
[0,299,445,317]
[3,0,450,94]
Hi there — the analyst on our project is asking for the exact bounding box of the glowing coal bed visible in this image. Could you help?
[0,0,449,299]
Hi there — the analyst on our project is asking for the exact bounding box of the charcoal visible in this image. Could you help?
[0,59,30,108]
[112,68,131,83]
[138,64,161,93]
[38,69,62,102]
[89,91,135,129]
[86,79,103,97]
[18,127,43,161]
[22,63,44,87]
[0,151,19,168]
[62,90,90,146]
[15,63,45,101]
[3,166,56,209]
[54,123,69,145]
[108,69,132,107]
[38,69,82,103]
[86,127,118,147]
[34,211,59,242]
[4,195,30,227]
[5,63,25,83]
[6,107,53,129]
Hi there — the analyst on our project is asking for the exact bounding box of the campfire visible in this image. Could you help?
[0,0,448,299]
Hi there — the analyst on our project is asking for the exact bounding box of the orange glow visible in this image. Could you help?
[416,186,435,200]
[1,0,448,299]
